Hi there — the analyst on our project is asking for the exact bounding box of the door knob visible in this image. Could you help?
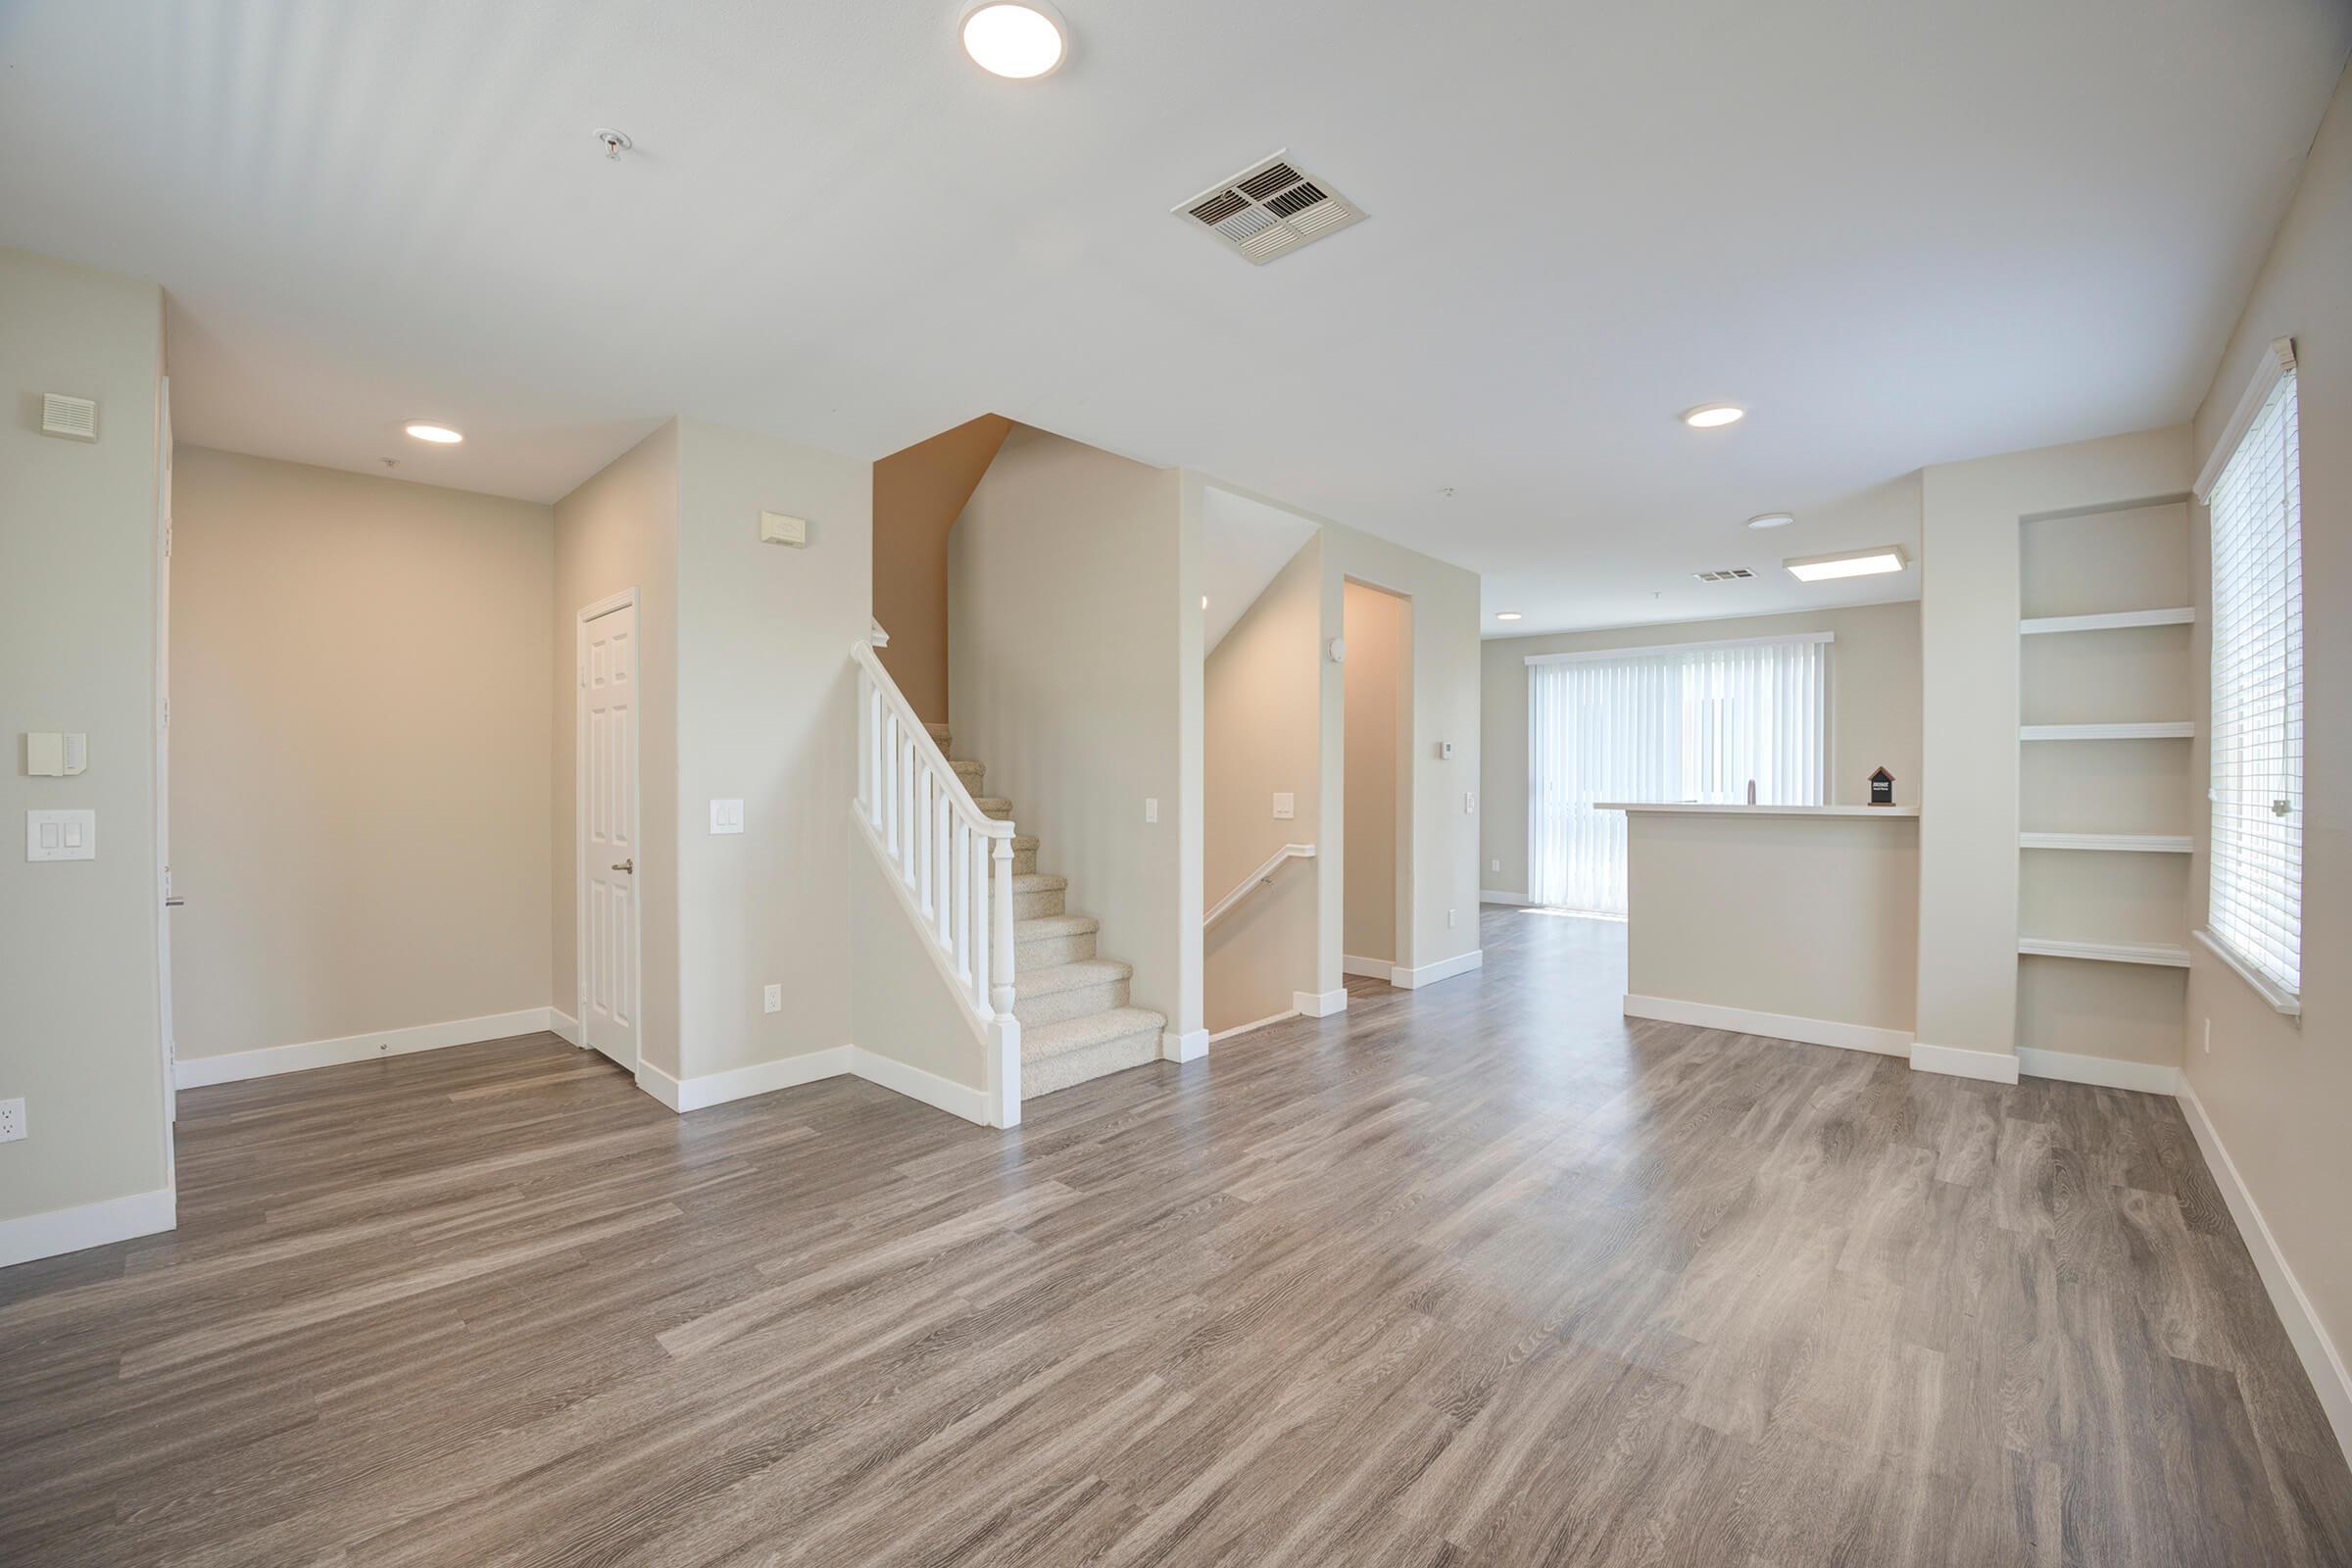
[164,897,185,907]
[612,858,634,874]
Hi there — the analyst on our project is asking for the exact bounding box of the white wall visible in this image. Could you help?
[1914,427,2190,1071]
[1204,536,1322,1032]
[2180,64,2352,1455]
[171,447,553,1062]
[0,247,170,1245]
[1343,580,1408,964]
[672,418,871,1080]
[950,427,1186,1030]
[1479,601,1922,902]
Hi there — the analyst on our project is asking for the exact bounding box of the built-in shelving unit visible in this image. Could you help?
[2019,832,2190,854]
[2013,499,2194,1070]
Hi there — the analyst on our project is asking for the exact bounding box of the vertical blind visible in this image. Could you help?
[2206,367,2303,1000]
[1527,635,1828,914]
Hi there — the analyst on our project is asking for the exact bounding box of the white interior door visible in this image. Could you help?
[579,599,641,1069]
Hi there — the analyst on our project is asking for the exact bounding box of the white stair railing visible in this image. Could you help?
[1204,843,1316,929]
[851,639,1020,1124]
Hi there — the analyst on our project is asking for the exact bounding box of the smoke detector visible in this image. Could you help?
[1175,152,1364,265]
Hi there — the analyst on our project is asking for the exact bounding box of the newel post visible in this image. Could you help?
[990,834,1017,1017]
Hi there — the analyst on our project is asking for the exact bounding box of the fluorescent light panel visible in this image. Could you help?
[1784,545,1908,582]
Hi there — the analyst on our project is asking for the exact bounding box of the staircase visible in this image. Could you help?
[924,721,1168,1098]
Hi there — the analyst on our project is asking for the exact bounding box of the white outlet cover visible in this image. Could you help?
[1145,798,1158,823]
[763,984,782,1013]
[0,1097,24,1143]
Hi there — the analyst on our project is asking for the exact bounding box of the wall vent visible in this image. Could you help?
[1175,151,1365,265]
[1692,567,1755,582]
[41,393,98,442]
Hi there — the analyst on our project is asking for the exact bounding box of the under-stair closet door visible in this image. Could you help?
[579,599,642,1070]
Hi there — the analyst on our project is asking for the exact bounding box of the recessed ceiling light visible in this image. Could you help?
[1785,545,1908,582]
[960,0,1067,77]
[405,423,464,444]
[1746,512,1795,529]
[1494,611,1523,621]
[1680,404,1745,429]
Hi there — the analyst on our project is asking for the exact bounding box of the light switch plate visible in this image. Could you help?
[1272,792,1295,820]
[710,799,745,835]
[26,809,95,861]
[1144,798,1158,824]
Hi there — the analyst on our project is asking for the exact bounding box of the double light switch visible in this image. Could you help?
[26,809,96,861]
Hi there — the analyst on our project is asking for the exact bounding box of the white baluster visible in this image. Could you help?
[857,671,870,817]
[882,715,899,859]
[991,835,1017,1017]
[935,794,953,943]
[900,734,917,887]
[971,831,992,1017]
[866,683,883,828]
[954,818,971,986]
[916,767,933,911]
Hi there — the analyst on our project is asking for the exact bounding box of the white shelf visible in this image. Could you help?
[2018,937,2190,967]
[2020,721,2194,741]
[2019,607,2194,635]
[2019,832,2192,854]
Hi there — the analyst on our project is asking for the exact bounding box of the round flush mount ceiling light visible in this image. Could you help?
[1680,404,1745,429]
[405,422,464,444]
[1745,512,1795,529]
[1494,611,1523,621]
[959,0,1068,77]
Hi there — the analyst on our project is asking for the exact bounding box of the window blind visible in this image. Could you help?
[2206,367,2302,1001]
[1526,635,1827,915]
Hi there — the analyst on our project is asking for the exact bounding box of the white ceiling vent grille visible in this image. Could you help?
[41,393,98,442]
[1693,567,1755,582]
[1175,152,1365,265]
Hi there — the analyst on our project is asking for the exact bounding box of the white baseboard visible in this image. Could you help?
[1622,994,1911,1057]
[2179,1081,2352,1465]
[849,1047,991,1124]
[2016,1047,2180,1096]
[1391,950,1483,990]
[547,1008,581,1048]
[0,1186,176,1270]
[1161,1027,1210,1061]
[636,1044,994,1126]
[173,1006,559,1089]
[1208,1012,1295,1045]
[1909,1041,2022,1084]
[1478,890,1530,906]
[1294,987,1349,1017]
[1341,955,1392,979]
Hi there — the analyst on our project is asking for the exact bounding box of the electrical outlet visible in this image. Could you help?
[0,1098,24,1143]
[763,984,782,1014]
[1464,791,1477,814]
[1144,798,1158,824]
[1447,907,1458,929]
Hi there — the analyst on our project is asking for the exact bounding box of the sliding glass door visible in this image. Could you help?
[1526,634,1828,914]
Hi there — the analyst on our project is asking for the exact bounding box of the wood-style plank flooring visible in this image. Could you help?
[4,907,2348,1565]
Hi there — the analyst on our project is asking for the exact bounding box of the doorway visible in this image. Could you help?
[576,592,642,1069]
[1342,580,1410,980]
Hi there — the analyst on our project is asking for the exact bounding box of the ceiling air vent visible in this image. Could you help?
[41,393,98,442]
[1693,567,1755,582]
[1176,151,1365,265]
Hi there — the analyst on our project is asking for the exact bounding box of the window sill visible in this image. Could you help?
[2193,929,2302,1017]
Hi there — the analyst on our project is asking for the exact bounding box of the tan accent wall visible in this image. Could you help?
[1204,537,1322,1032]
[2181,64,2352,1445]
[0,247,169,1226]
[1343,580,1409,965]
[171,448,554,1060]
[872,414,1010,722]
[1479,601,1923,903]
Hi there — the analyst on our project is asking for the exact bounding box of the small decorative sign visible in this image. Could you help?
[1869,766,1896,807]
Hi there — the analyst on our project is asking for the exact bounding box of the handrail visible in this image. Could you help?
[1204,843,1316,929]
[852,641,1020,1089]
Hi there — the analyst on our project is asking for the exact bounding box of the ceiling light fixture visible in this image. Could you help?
[1680,404,1745,429]
[1746,512,1795,529]
[405,423,464,444]
[1494,611,1523,621]
[1784,545,1908,582]
[959,0,1068,78]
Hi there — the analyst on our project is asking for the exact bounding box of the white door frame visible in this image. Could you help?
[574,588,643,1063]
[154,375,178,1137]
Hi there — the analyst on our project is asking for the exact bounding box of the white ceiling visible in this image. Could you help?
[3,1,2344,633]
[1202,487,1319,655]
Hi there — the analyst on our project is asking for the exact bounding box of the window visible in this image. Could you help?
[2202,348,2303,1008]
[1526,634,1828,915]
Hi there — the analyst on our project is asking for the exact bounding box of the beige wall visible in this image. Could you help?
[170,449,552,1059]
[2181,64,2352,1450]
[1624,811,1919,1035]
[872,414,1011,723]
[1479,601,1922,903]
[673,418,871,1079]
[951,427,1186,1031]
[0,248,169,1230]
[1343,580,1408,964]
[1914,427,2190,1068]
[1204,537,1322,1032]
[553,421,681,1073]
